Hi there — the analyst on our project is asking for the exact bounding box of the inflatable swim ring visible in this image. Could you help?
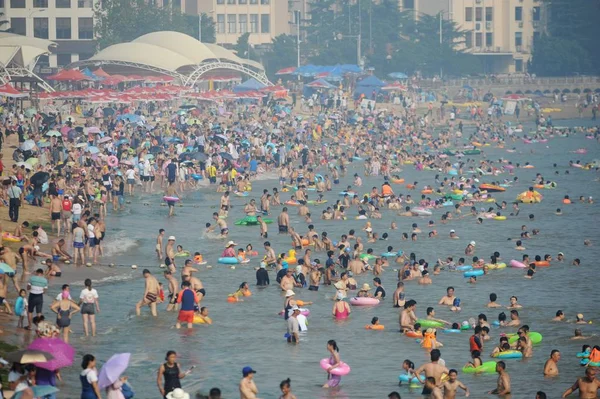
[365,324,385,330]
[2,232,21,242]
[456,265,473,272]
[234,216,274,226]
[442,329,461,333]
[462,361,497,374]
[320,358,351,376]
[163,196,180,202]
[350,297,380,306]
[359,254,378,261]
[464,270,484,277]
[398,374,424,385]
[516,191,542,203]
[412,207,432,216]
[509,260,526,268]
[507,331,543,345]
[107,155,119,167]
[416,319,444,329]
[405,331,423,338]
[193,315,211,324]
[535,261,550,267]
[421,189,433,194]
[391,178,405,184]
[486,263,507,270]
[492,350,523,359]
[174,251,190,258]
[217,257,250,265]
[493,216,506,221]
[191,174,203,180]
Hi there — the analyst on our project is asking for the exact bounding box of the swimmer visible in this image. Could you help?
[552,310,565,322]
[438,287,461,312]
[571,329,593,340]
[543,350,560,376]
[196,306,212,324]
[575,313,588,324]
[442,369,470,399]
[488,361,511,395]
[506,296,522,309]
[487,293,502,308]
[561,367,600,398]
[426,307,450,326]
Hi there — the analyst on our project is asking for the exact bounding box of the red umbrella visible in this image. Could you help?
[276,67,296,75]
[46,69,93,82]
[0,83,28,98]
[28,337,75,371]
[93,68,111,78]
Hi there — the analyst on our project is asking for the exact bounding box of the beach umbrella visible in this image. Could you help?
[37,141,51,148]
[0,262,15,274]
[20,140,36,151]
[144,154,154,160]
[187,118,201,125]
[16,162,33,170]
[219,152,234,161]
[85,127,101,134]
[6,349,54,364]
[87,146,100,154]
[75,142,88,148]
[97,136,112,144]
[25,158,39,167]
[103,107,115,116]
[177,110,188,115]
[30,171,50,186]
[190,152,208,162]
[28,337,75,371]
[46,130,61,137]
[116,138,130,146]
[165,137,183,143]
[98,353,130,389]
[178,152,192,161]
[179,104,196,110]
[149,146,163,154]
[12,385,59,399]
[24,107,37,118]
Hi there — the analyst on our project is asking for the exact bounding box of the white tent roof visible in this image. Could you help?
[0,33,55,67]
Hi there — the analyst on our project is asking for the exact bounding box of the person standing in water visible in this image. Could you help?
[239,366,259,399]
[157,350,192,399]
[136,269,159,317]
[78,278,100,337]
[488,361,511,395]
[156,229,165,259]
[323,340,342,388]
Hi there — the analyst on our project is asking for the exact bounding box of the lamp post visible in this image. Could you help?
[438,10,452,79]
[336,33,362,69]
[295,10,300,69]
[199,13,202,42]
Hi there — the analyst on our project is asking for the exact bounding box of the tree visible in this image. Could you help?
[302,0,481,77]
[94,0,215,49]
[263,34,298,80]
[232,32,259,61]
[531,0,600,75]
[186,13,216,43]
[530,36,591,76]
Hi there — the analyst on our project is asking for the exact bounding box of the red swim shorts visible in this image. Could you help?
[178,310,194,323]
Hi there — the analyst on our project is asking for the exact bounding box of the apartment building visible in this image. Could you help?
[398,0,448,18]
[2,0,96,69]
[450,0,544,74]
[197,0,290,48]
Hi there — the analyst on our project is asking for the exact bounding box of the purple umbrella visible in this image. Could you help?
[98,353,130,389]
[28,337,75,371]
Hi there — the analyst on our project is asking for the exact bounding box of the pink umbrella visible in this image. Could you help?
[28,337,75,371]
[60,125,71,134]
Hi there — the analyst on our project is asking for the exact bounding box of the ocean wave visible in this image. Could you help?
[102,231,139,257]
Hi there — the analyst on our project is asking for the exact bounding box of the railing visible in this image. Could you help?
[419,76,600,89]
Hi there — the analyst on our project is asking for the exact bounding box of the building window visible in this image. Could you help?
[515,32,522,47]
[33,17,49,39]
[533,31,541,43]
[403,0,415,9]
[239,14,247,34]
[475,32,482,47]
[475,7,482,22]
[250,14,258,33]
[465,32,472,48]
[10,0,25,8]
[78,17,93,39]
[56,0,70,8]
[515,59,523,72]
[36,55,49,68]
[465,7,472,22]
[485,32,493,47]
[227,14,237,33]
[33,0,48,7]
[163,0,169,6]
[260,0,269,4]
[78,0,93,7]
[485,7,493,22]
[216,0,223,4]
[227,0,235,4]
[56,17,72,39]
[260,14,269,33]
[216,14,225,33]
[533,6,541,21]
[10,18,26,35]
[173,0,180,8]
[239,0,247,3]
[515,7,522,21]
[250,0,257,4]
[57,54,71,67]
[78,53,93,60]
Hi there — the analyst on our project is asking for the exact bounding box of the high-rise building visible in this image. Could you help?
[448,0,544,74]
[2,0,96,69]
[196,0,290,49]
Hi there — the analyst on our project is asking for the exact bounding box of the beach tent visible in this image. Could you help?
[354,75,385,99]
[233,78,267,93]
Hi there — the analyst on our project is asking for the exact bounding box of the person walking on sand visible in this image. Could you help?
[136,269,159,317]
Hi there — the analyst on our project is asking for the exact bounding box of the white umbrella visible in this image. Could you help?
[20,140,36,151]
[97,136,112,144]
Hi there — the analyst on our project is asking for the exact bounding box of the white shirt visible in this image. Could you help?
[72,203,82,215]
[80,288,99,304]
[125,169,135,179]
[81,368,98,384]
[87,224,95,239]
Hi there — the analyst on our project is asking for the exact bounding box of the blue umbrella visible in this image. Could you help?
[87,146,100,154]
[116,138,129,145]
[388,72,408,79]
[12,385,59,398]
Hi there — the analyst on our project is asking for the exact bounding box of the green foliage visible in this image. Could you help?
[530,36,591,76]
[232,33,259,61]
[262,34,298,80]
[94,0,216,49]
[531,0,600,75]
[301,0,480,77]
